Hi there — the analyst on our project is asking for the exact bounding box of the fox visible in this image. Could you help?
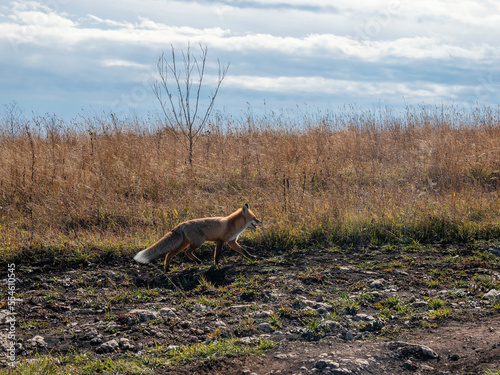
[133,204,262,271]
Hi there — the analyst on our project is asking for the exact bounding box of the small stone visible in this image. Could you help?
[412,300,429,308]
[345,331,354,341]
[118,337,135,351]
[450,353,460,361]
[323,320,346,334]
[194,303,208,311]
[28,335,47,348]
[331,368,351,374]
[257,322,274,333]
[128,309,159,322]
[354,314,374,322]
[274,353,288,360]
[159,307,178,319]
[483,289,500,301]
[96,339,119,353]
[488,246,500,256]
[90,335,103,345]
[76,308,95,315]
[370,279,386,289]
[355,358,369,366]
[240,336,260,345]
[388,341,439,359]
[254,310,274,318]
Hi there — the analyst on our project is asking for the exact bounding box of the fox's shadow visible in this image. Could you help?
[163,265,234,291]
[203,265,233,286]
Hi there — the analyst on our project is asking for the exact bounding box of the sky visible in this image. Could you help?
[0,0,499,121]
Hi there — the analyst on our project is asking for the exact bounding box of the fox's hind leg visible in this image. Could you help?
[164,239,189,271]
[185,244,203,264]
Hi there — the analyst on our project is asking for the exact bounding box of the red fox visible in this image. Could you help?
[134,204,262,271]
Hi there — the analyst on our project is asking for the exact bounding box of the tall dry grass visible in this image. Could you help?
[1,105,500,258]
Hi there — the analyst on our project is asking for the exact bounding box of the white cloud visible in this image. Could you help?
[0,0,499,118]
[223,75,469,101]
[101,59,150,69]
[2,6,498,63]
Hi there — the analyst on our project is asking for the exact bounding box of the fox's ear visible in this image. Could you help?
[242,203,249,214]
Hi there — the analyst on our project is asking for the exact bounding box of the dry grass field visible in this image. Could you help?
[1,104,500,259]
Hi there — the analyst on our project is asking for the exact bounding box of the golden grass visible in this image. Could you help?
[1,105,500,258]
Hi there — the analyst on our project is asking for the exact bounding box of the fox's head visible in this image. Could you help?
[242,203,262,230]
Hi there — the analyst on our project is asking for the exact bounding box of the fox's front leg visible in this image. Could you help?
[226,240,257,259]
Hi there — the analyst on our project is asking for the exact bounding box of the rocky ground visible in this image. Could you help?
[1,242,500,374]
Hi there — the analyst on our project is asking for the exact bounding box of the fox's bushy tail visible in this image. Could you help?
[134,230,183,264]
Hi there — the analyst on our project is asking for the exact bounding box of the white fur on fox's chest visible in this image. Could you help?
[228,221,254,241]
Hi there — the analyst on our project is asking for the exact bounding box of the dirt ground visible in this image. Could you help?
[1,243,500,374]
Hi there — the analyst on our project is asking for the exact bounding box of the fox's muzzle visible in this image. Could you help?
[250,220,262,230]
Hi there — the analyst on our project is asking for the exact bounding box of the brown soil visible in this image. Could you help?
[2,244,500,374]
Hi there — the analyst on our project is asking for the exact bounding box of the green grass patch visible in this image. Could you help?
[4,338,275,375]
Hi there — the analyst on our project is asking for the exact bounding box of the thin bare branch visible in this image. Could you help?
[151,43,229,165]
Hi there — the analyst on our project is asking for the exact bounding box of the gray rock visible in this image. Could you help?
[483,289,500,302]
[274,353,288,360]
[370,279,386,289]
[240,336,260,345]
[257,322,274,333]
[323,320,347,334]
[128,309,159,322]
[27,335,47,348]
[488,246,500,256]
[254,310,274,318]
[96,339,119,353]
[90,334,103,345]
[331,369,352,375]
[354,314,374,322]
[229,304,251,310]
[118,337,135,351]
[194,303,208,311]
[412,300,429,308]
[354,358,369,366]
[388,341,439,359]
[159,307,178,319]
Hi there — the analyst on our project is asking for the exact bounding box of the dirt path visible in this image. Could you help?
[1,244,499,374]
